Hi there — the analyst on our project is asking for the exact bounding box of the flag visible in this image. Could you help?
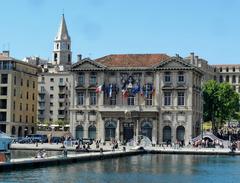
[132,84,140,95]
[96,85,103,93]
[109,84,113,97]
[122,89,128,97]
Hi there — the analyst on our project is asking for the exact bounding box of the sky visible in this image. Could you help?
[0,0,240,64]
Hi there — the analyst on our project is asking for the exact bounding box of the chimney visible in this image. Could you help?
[195,56,199,67]
[190,52,194,65]
[175,54,179,58]
[2,51,9,57]
[77,54,82,61]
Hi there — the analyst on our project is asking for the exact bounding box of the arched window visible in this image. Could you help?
[163,126,171,143]
[76,125,84,139]
[105,121,116,141]
[141,121,152,140]
[54,53,58,62]
[68,54,71,62]
[176,126,185,142]
[88,125,96,139]
[18,126,22,137]
[57,43,59,49]
[31,127,34,134]
[11,126,16,135]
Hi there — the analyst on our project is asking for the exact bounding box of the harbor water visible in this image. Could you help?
[1,153,240,183]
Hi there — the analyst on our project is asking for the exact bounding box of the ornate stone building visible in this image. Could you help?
[69,54,203,145]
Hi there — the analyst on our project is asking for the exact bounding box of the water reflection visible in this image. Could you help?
[1,154,240,183]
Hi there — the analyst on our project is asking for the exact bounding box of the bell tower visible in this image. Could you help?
[53,14,72,65]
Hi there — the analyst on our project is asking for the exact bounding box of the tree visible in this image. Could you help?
[54,120,65,130]
[202,80,240,134]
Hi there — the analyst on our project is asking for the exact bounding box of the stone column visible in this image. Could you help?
[84,117,89,138]
[98,115,105,142]
[152,119,157,145]
[70,111,76,138]
[116,119,120,142]
[136,119,139,138]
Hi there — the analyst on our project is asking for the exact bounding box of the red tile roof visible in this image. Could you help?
[95,54,170,67]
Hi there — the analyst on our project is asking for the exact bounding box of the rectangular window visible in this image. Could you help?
[178,72,185,83]
[21,79,23,86]
[59,78,64,84]
[77,92,84,105]
[33,81,35,89]
[50,78,54,82]
[128,95,135,105]
[164,92,171,106]
[232,75,236,83]
[78,73,85,85]
[89,72,97,85]
[0,99,7,109]
[26,116,28,123]
[50,94,54,99]
[27,80,29,87]
[50,86,54,90]
[178,92,185,106]
[26,92,29,99]
[32,94,35,100]
[90,92,97,105]
[164,72,171,83]
[13,101,15,110]
[32,116,34,123]
[0,112,6,121]
[26,104,28,111]
[0,87,7,95]
[145,94,152,106]
[14,76,16,85]
[20,103,22,111]
[1,74,8,84]
[32,104,34,112]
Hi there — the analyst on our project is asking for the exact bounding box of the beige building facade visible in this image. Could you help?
[0,51,38,137]
[69,54,203,145]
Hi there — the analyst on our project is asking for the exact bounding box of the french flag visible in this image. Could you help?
[96,85,103,93]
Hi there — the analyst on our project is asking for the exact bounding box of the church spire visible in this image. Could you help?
[55,14,71,41]
[53,14,72,66]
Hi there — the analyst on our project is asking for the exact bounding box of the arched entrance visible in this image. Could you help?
[176,126,185,143]
[18,126,22,137]
[24,127,28,137]
[163,126,172,143]
[123,122,134,142]
[105,121,116,141]
[88,125,96,139]
[31,127,34,134]
[11,126,16,136]
[76,125,84,139]
[141,121,152,140]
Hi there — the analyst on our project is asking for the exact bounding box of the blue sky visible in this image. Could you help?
[0,0,240,64]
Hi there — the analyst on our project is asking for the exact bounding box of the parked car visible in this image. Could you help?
[27,134,48,143]
[51,136,63,143]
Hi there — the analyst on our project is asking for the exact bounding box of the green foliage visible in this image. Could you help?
[54,120,65,127]
[203,80,240,133]
[44,120,52,127]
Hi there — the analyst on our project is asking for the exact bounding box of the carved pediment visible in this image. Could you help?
[154,57,192,69]
[71,58,106,71]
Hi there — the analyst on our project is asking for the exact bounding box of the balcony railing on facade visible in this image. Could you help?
[57,114,65,119]
[58,82,66,87]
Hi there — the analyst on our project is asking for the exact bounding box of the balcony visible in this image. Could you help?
[57,114,65,119]
[58,82,66,87]
[38,98,45,102]
[39,90,46,94]
[58,98,65,102]
[59,106,66,110]
[38,114,45,119]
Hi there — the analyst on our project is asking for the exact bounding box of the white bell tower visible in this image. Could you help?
[53,14,72,65]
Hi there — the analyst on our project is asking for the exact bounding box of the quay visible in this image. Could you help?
[1,143,240,172]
